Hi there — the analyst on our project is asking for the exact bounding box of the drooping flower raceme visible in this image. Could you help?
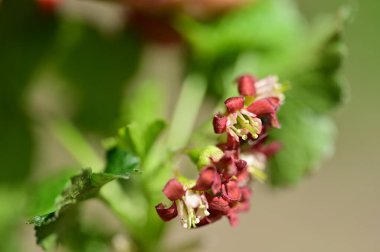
[156,74,285,228]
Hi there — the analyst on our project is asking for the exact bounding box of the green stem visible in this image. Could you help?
[49,118,103,171]
[166,74,207,151]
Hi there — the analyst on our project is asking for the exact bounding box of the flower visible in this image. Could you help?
[254,76,285,102]
[240,138,282,182]
[213,96,263,143]
[155,178,210,229]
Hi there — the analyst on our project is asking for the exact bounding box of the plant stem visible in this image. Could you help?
[49,118,103,171]
[166,74,207,151]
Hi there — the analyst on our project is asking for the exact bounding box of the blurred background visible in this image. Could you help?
[0,0,379,251]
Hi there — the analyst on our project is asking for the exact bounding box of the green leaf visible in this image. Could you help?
[267,8,348,186]
[105,147,140,177]
[28,143,140,222]
[28,141,141,250]
[178,0,306,98]
[284,8,350,114]
[178,0,304,61]
[269,104,336,186]
[29,163,139,226]
[119,122,145,158]
[118,119,166,159]
[27,169,78,218]
[29,160,139,249]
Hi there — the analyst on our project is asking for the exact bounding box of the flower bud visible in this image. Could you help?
[236,74,257,96]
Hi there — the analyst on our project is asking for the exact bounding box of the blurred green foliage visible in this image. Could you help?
[56,25,142,134]
[0,0,58,183]
[269,9,348,185]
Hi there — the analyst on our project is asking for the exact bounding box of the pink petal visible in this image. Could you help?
[155,202,178,221]
[211,174,222,195]
[247,97,281,128]
[236,74,257,96]
[240,186,252,201]
[193,167,221,194]
[213,114,227,133]
[163,179,185,201]
[234,187,252,212]
[197,210,223,227]
[224,96,244,113]
[247,97,279,116]
[269,113,281,128]
[227,211,239,227]
[222,180,242,202]
[207,195,230,214]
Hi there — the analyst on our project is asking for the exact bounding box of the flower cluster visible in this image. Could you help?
[156,74,285,228]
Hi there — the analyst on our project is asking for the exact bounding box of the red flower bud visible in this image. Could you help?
[235,159,247,171]
[236,74,257,96]
[213,114,227,134]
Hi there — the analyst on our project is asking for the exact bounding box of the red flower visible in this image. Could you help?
[156,178,210,229]
[213,96,263,143]
[236,74,257,96]
[254,76,285,102]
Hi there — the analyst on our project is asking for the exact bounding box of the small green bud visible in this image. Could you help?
[187,146,224,170]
